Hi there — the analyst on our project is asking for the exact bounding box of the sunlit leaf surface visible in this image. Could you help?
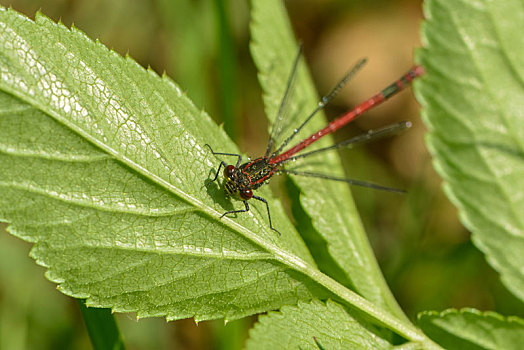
[0,7,326,322]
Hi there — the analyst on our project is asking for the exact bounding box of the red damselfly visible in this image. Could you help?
[206,46,424,235]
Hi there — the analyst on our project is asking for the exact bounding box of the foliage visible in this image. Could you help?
[417,0,524,304]
[0,0,523,349]
[418,309,524,350]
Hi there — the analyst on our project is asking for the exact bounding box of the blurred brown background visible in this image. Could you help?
[0,0,522,349]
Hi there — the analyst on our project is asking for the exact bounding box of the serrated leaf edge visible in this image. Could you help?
[417,308,524,326]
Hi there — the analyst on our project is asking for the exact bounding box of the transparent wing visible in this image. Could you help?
[279,121,411,164]
[265,43,303,157]
[271,58,367,158]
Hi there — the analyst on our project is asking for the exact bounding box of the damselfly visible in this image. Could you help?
[206,45,424,235]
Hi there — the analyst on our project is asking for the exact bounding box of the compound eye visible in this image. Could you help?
[239,189,253,200]
[224,165,236,179]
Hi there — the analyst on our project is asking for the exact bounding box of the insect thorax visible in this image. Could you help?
[240,158,275,189]
[224,158,275,198]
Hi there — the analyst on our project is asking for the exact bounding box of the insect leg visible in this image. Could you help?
[207,161,227,185]
[252,195,281,236]
[220,200,250,218]
[205,144,242,167]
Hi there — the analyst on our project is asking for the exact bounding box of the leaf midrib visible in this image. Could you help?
[0,74,315,269]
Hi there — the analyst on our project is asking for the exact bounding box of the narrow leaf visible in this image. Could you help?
[418,309,524,350]
[417,0,524,301]
[249,0,406,318]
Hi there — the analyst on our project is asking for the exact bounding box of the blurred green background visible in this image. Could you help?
[1,0,522,349]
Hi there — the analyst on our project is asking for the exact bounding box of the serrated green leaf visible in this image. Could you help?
[0,6,436,345]
[249,0,406,319]
[418,308,524,350]
[246,299,393,350]
[0,6,323,322]
[416,0,524,301]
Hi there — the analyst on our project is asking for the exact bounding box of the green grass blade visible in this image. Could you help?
[78,300,125,350]
[213,0,238,139]
[157,0,215,116]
